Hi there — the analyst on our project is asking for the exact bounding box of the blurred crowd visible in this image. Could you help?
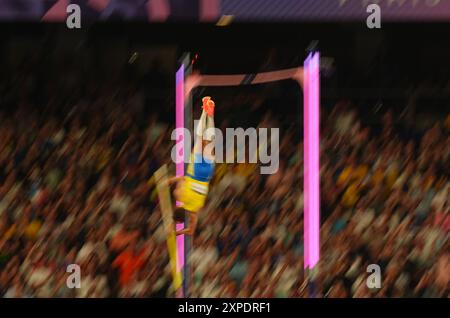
[0,49,178,297]
[0,51,449,298]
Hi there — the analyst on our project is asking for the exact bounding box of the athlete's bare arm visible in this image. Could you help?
[166,175,182,186]
[175,211,198,236]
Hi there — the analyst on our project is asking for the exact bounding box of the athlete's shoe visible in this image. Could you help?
[202,97,215,117]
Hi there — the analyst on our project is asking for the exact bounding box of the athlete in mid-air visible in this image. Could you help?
[166,96,216,236]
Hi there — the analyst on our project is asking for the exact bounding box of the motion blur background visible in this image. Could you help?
[0,22,448,298]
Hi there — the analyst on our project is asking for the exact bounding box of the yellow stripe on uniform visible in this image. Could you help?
[178,176,209,213]
[154,165,182,292]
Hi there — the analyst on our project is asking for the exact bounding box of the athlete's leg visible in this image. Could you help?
[194,97,216,160]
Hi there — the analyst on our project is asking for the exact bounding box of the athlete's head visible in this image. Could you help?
[173,207,186,223]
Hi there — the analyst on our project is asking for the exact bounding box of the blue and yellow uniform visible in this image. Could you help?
[178,154,215,213]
